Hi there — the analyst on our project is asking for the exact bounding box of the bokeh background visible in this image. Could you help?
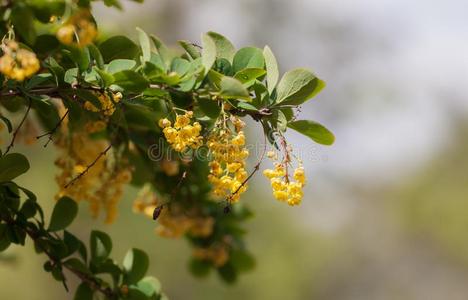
[2,0,468,299]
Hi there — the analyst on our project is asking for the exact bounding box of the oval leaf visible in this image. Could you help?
[90,230,112,263]
[232,47,264,73]
[123,248,149,284]
[220,77,250,101]
[288,120,335,145]
[0,153,30,182]
[207,31,236,62]
[276,68,325,105]
[48,196,78,232]
[263,46,279,94]
[201,34,217,76]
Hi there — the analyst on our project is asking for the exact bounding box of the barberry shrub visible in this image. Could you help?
[0,0,334,299]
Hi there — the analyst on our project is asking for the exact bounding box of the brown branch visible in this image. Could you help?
[19,223,116,298]
[36,109,69,147]
[3,98,32,155]
[64,144,112,188]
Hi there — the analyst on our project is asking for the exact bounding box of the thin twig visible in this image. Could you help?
[4,98,32,155]
[64,144,112,188]
[36,109,69,147]
[227,134,268,203]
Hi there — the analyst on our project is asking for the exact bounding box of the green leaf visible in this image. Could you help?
[288,120,335,145]
[230,250,256,272]
[0,153,30,182]
[136,27,152,63]
[263,46,279,94]
[88,44,105,69]
[232,47,264,73]
[90,230,112,263]
[136,277,162,297]
[123,248,149,284]
[48,196,78,231]
[234,68,266,87]
[113,70,149,93]
[94,68,115,87]
[276,68,325,105]
[11,4,36,44]
[150,35,173,69]
[99,36,139,62]
[189,259,211,277]
[197,97,221,118]
[201,34,217,76]
[178,40,201,59]
[19,199,37,219]
[220,77,250,101]
[217,263,237,284]
[74,283,94,300]
[207,31,236,62]
[107,59,136,74]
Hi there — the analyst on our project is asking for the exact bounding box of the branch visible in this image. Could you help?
[18,222,116,298]
[36,109,69,148]
[64,144,112,188]
[3,98,32,155]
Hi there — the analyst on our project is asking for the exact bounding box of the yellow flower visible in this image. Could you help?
[160,111,203,152]
[57,9,97,47]
[0,40,40,81]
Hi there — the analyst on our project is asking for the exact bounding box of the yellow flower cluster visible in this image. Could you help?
[263,151,306,206]
[55,116,131,223]
[207,118,249,202]
[193,243,230,267]
[84,120,107,133]
[159,111,203,152]
[56,10,97,47]
[84,92,122,116]
[0,40,40,81]
[133,185,215,238]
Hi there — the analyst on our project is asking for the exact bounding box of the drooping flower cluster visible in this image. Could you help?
[132,185,215,238]
[56,9,97,47]
[193,243,230,267]
[54,107,131,223]
[84,91,122,116]
[263,149,306,206]
[0,40,40,81]
[159,111,203,152]
[207,117,249,203]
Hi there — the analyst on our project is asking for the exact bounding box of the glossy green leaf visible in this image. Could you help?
[234,68,266,87]
[178,40,201,59]
[201,34,217,76]
[48,196,78,232]
[90,230,112,263]
[136,27,151,62]
[197,97,221,118]
[113,70,149,93]
[11,4,36,44]
[276,68,325,105]
[288,120,335,145]
[136,277,162,297]
[207,31,236,62]
[107,59,136,74]
[263,46,279,94]
[123,248,149,284]
[0,153,30,182]
[99,36,139,62]
[232,47,264,73]
[220,77,250,101]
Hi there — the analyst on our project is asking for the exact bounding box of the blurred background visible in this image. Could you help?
[2,0,468,299]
